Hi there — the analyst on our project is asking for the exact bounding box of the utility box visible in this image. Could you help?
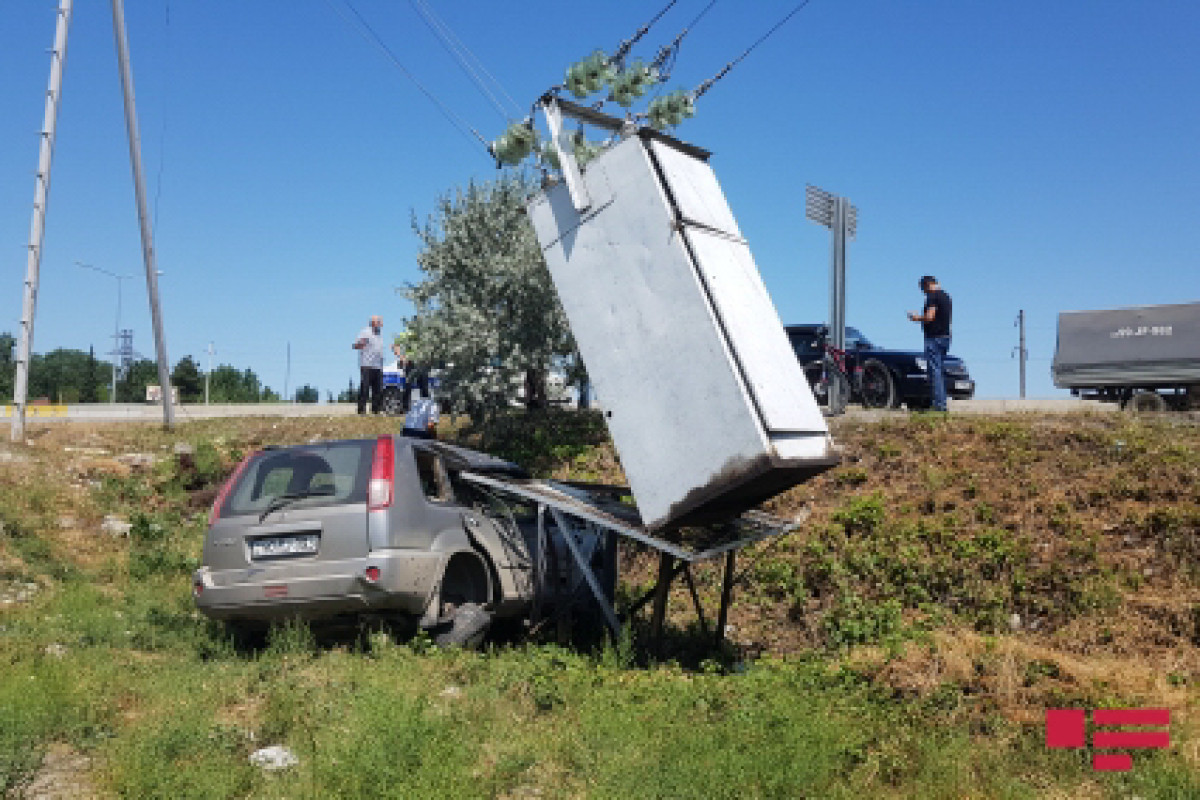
[527,124,838,531]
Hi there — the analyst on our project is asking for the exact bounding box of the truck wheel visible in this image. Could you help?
[1126,390,1165,414]
[859,360,896,409]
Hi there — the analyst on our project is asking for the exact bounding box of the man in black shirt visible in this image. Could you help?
[907,276,953,411]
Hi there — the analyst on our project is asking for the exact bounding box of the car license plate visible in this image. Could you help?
[954,381,972,391]
[250,533,319,559]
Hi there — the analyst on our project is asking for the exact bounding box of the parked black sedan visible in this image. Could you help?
[785,324,975,410]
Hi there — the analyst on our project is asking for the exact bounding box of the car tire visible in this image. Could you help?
[1126,390,1165,414]
[803,361,849,415]
[859,360,896,409]
[381,387,404,417]
[431,602,492,649]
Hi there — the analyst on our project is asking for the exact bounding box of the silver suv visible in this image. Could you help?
[193,436,542,645]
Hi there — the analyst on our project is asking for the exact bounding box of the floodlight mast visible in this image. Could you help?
[805,184,858,414]
[11,0,73,443]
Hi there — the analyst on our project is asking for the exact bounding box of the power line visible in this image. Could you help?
[611,0,680,66]
[651,0,719,82]
[693,0,816,100]
[323,0,490,153]
[407,0,521,120]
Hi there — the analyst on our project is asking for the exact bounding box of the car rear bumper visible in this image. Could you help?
[193,549,444,622]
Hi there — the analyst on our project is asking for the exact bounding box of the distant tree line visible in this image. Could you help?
[0,333,328,404]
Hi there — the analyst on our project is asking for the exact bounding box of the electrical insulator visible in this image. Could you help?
[609,60,659,108]
[491,121,536,166]
[565,50,613,100]
[647,90,695,130]
[539,142,561,170]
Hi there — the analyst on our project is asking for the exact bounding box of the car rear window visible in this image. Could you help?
[219,441,374,518]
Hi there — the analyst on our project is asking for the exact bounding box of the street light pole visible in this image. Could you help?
[76,261,129,403]
[205,342,214,405]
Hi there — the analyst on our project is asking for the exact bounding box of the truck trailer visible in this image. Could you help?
[1052,301,1200,412]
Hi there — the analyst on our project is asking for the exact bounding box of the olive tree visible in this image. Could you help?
[403,174,581,423]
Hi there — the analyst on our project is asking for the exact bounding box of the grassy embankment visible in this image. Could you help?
[0,410,1197,798]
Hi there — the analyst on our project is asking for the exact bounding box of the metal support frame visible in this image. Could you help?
[540,98,591,213]
[458,471,805,648]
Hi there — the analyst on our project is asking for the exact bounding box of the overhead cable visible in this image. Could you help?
[407,0,522,120]
[324,0,491,153]
[693,0,814,100]
[650,0,719,80]
[611,0,679,66]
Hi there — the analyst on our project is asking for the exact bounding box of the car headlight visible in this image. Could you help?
[914,357,927,372]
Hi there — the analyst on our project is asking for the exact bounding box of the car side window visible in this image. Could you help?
[414,449,451,503]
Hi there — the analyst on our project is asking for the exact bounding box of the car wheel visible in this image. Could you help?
[859,360,896,409]
[381,388,404,417]
[431,603,492,648]
[804,361,848,415]
[1126,390,1165,414]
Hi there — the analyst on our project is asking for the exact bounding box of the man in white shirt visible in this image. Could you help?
[352,315,386,414]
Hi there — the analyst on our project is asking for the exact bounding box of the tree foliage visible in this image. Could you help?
[403,174,581,423]
[0,332,280,405]
[294,384,319,403]
[171,356,204,403]
[25,347,107,404]
[0,333,16,401]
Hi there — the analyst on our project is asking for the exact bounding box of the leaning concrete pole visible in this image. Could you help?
[110,0,173,427]
[11,0,73,443]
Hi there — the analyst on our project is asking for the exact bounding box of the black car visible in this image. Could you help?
[785,324,975,410]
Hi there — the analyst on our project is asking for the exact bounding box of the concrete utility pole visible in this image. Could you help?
[111,0,173,427]
[1015,309,1028,398]
[11,0,73,443]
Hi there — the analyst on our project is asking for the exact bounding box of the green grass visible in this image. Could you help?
[0,417,1197,798]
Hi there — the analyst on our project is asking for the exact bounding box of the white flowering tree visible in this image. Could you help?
[403,174,581,423]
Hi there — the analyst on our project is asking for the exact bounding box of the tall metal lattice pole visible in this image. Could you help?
[11,0,73,443]
[111,0,174,427]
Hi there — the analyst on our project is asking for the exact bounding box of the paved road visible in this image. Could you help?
[1,403,362,423]
[1,396,1121,425]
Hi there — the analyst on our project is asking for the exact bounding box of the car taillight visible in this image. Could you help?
[193,580,204,597]
[364,566,381,583]
[208,451,256,526]
[368,436,394,511]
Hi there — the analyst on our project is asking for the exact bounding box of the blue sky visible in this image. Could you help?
[2,1,1198,401]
